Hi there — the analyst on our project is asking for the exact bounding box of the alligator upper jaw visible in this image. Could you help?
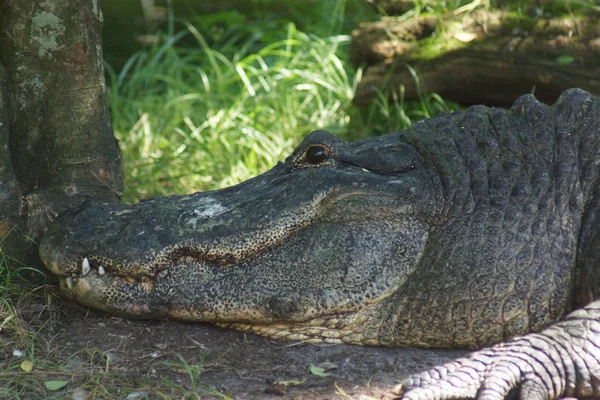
[41,164,424,281]
[51,188,407,284]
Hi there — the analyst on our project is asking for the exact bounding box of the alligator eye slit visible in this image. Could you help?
[304,145,329,164]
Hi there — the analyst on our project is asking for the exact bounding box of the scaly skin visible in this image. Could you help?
[395,300,600,399]
[40,89,600,397]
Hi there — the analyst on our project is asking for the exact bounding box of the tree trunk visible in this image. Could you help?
[0,0,123,267]
[351,9,600,107]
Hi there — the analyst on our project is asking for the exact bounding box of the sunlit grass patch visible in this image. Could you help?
[107,20,360,204]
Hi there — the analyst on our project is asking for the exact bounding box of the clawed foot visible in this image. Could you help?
[392,302,600,400]
[392,333,576,400]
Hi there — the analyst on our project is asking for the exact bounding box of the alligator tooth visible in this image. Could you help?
[98,265,106,276]
[141,277,155,292]
[157,270,168,279]
[66,277,73,290]
[81,258,90,276]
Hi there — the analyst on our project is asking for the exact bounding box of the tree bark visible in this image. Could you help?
[351,9,600,107]
[0,62,21,246]
[0,0,123,267]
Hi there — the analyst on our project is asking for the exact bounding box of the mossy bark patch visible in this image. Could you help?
[31,11,65,57]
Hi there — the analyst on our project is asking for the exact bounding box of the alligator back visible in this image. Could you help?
[378,89,600,349]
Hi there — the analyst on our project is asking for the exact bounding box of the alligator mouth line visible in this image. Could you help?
[59,189,398,292]
[61,253,211,293]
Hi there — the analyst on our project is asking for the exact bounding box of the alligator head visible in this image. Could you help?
[40,129,442,345]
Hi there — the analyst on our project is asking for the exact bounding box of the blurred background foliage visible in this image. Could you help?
[101,0,461,203]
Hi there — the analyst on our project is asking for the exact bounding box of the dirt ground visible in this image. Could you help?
[2,292,469,399]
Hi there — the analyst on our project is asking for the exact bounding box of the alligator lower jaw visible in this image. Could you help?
[46,190,400,281]
[57,270,169,318]
[59,269,387,345]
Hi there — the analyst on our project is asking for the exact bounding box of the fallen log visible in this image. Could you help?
[351,9,600,107]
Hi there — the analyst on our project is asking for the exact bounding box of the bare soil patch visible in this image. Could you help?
[1,291,469,399]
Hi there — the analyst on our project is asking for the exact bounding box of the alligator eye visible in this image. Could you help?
[304,145,329,164]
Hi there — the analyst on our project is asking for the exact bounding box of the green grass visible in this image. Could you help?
[0,234,51,348]
[107,21,360,203]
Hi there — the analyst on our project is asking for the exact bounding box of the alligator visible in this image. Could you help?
[39,88,600,399]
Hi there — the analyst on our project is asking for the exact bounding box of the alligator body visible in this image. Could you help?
[40,89,600,399]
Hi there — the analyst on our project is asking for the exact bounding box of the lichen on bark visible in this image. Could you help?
[31,11,66,57]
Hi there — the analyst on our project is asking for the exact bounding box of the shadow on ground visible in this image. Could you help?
[1,292,469,399]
